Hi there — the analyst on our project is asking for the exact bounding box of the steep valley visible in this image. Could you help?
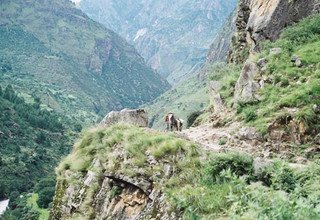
[0,0,168,218]
[0,0,170,123]
[78,0,237,84]
[1,0,320,219]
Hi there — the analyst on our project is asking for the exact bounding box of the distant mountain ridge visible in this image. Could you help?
[0,0,170,122]
[78,0,237,84]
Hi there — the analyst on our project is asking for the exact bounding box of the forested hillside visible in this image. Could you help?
[0,0,169,123]
[0,85,78,219]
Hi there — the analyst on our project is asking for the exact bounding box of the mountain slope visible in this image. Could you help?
[78,0,237,84]
[0,0,170,122]
[0,85,74,201]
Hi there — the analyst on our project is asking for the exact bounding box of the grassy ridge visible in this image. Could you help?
[54,125,320,219]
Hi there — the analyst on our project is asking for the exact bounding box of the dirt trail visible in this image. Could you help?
[178,121,269,157]
[180,123,239,151]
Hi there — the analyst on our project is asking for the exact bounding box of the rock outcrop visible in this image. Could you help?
[234,61,262,103]
[49,125,199,220]
[209,81,225,113]
[100,109,148,128]
[229,0,319,63]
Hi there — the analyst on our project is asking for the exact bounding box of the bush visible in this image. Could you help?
[244,109,257,122]
[187,111,203,128]
[35,176,56,208]
[37,187,55,208]
[218,138,227,145]
[203,153,253,184]
[256,161,297,192]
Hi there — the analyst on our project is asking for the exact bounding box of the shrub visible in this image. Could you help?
[218,138,227,145]
[280,78,290,87]
[243,109,257,122]
[187,111,203,128]
[37,187,55,208]
[256,161,297,192]
[203,153,253,184]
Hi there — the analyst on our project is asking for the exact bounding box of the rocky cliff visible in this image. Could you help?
[206,11,236,64]
[228,0,320,63]
[49,122,200,219]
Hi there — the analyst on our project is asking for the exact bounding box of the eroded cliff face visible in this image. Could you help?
[206,11,236,64]
[229,0,320,63]
[49,122,200,220]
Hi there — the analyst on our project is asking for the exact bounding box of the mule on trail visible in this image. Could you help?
[165,113,184,132]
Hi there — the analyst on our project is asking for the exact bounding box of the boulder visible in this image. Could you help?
[237,127,263,141]
[291,55,303,67]
[234,61,261,103]
[270,48,282,55]
[257,58,267,71]
[305,146,320,158]
[100,109,148,127]
[314,133,320,145]
[313,104,320,113]
[209,81,225,113]
[253,157,272,175]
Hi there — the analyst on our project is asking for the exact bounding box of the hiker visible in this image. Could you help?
[165,113,184,132]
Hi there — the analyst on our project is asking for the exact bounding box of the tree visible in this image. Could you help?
[37,187,55,208]
[4,85,16,102]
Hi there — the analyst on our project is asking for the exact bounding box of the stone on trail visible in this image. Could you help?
[100,108,148,127]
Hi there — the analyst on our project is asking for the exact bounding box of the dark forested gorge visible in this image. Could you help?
[0,85,76,219]
[0,0,169,218]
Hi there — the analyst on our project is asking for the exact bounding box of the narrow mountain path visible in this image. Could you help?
[178,121,309,167]
[179,123,239,152]
[178,121,270,157]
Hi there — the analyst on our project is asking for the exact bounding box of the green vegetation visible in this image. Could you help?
[209,63,242,107]
[34,176,56,209]
[0,0,169,123]
[27,194,50,220]
[2,194,40,220]
[237,14,320,135]
[57,124,199,178]
[53,125,320,219]
[2,193,49,220]
[0,85,76,219]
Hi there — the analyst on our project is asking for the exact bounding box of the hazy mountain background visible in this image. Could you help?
[77,0,237,84]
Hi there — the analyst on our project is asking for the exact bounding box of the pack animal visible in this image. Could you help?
[165,113,184,131]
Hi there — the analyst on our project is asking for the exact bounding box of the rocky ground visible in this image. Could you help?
[179,112,313,166]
